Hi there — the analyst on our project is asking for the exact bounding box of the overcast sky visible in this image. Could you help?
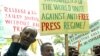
[88,0,100,23]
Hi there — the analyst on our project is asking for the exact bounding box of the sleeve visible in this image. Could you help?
[4,42,21,56]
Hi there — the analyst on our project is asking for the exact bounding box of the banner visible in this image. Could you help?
[40,0,89,35]
[0,0,39,38]
[69,20,100,53]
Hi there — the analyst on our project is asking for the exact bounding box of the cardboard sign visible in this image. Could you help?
[40,0,89,35]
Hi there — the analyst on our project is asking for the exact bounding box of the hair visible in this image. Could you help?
[40,42,52,52]
[22,26,36,31]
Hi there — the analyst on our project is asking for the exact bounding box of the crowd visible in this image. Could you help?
[1,26,99,56]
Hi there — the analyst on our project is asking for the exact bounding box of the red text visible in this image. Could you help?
[42,22,61,31]
[78,14,88,20]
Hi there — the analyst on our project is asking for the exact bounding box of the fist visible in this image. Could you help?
[12,34,20,43]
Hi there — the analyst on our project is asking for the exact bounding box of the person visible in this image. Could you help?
[93,45,100,56]
[4,26,37,56]
[3,34,21,56]
[69,46,79,56]
[72,50,79,56]
[40,42,54,56]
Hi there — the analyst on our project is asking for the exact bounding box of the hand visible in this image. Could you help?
[12,34,20,43]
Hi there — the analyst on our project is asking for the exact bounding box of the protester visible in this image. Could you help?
[4,26,37,56]
[93,45,100,56]
[4,34,21,56]
[69,46,79,56]
[41,42,54,56]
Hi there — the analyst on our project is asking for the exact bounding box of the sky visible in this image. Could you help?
[88,0,100,23]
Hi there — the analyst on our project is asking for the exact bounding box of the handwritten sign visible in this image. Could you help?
[40,0,89,35]
[0,0,39,38]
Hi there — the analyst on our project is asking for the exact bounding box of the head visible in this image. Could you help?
[72,50,79,56]
[93,45,100,55]
[41,42,54,56]
[69,46,79,56]
[20,26,37,50]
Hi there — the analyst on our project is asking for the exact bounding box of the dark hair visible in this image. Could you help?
[40,42,52,52]
[22,26,33,31]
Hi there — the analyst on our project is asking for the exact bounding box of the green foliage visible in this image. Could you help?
[53,35,64,44]
[53,35,65,47]
[53,35,65,56]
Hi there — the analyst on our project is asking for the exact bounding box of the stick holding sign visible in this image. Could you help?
[65,34,69,56]
[78,40,81,52]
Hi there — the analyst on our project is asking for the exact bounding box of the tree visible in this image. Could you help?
[53,35,65,56]
[53,35,65,48]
